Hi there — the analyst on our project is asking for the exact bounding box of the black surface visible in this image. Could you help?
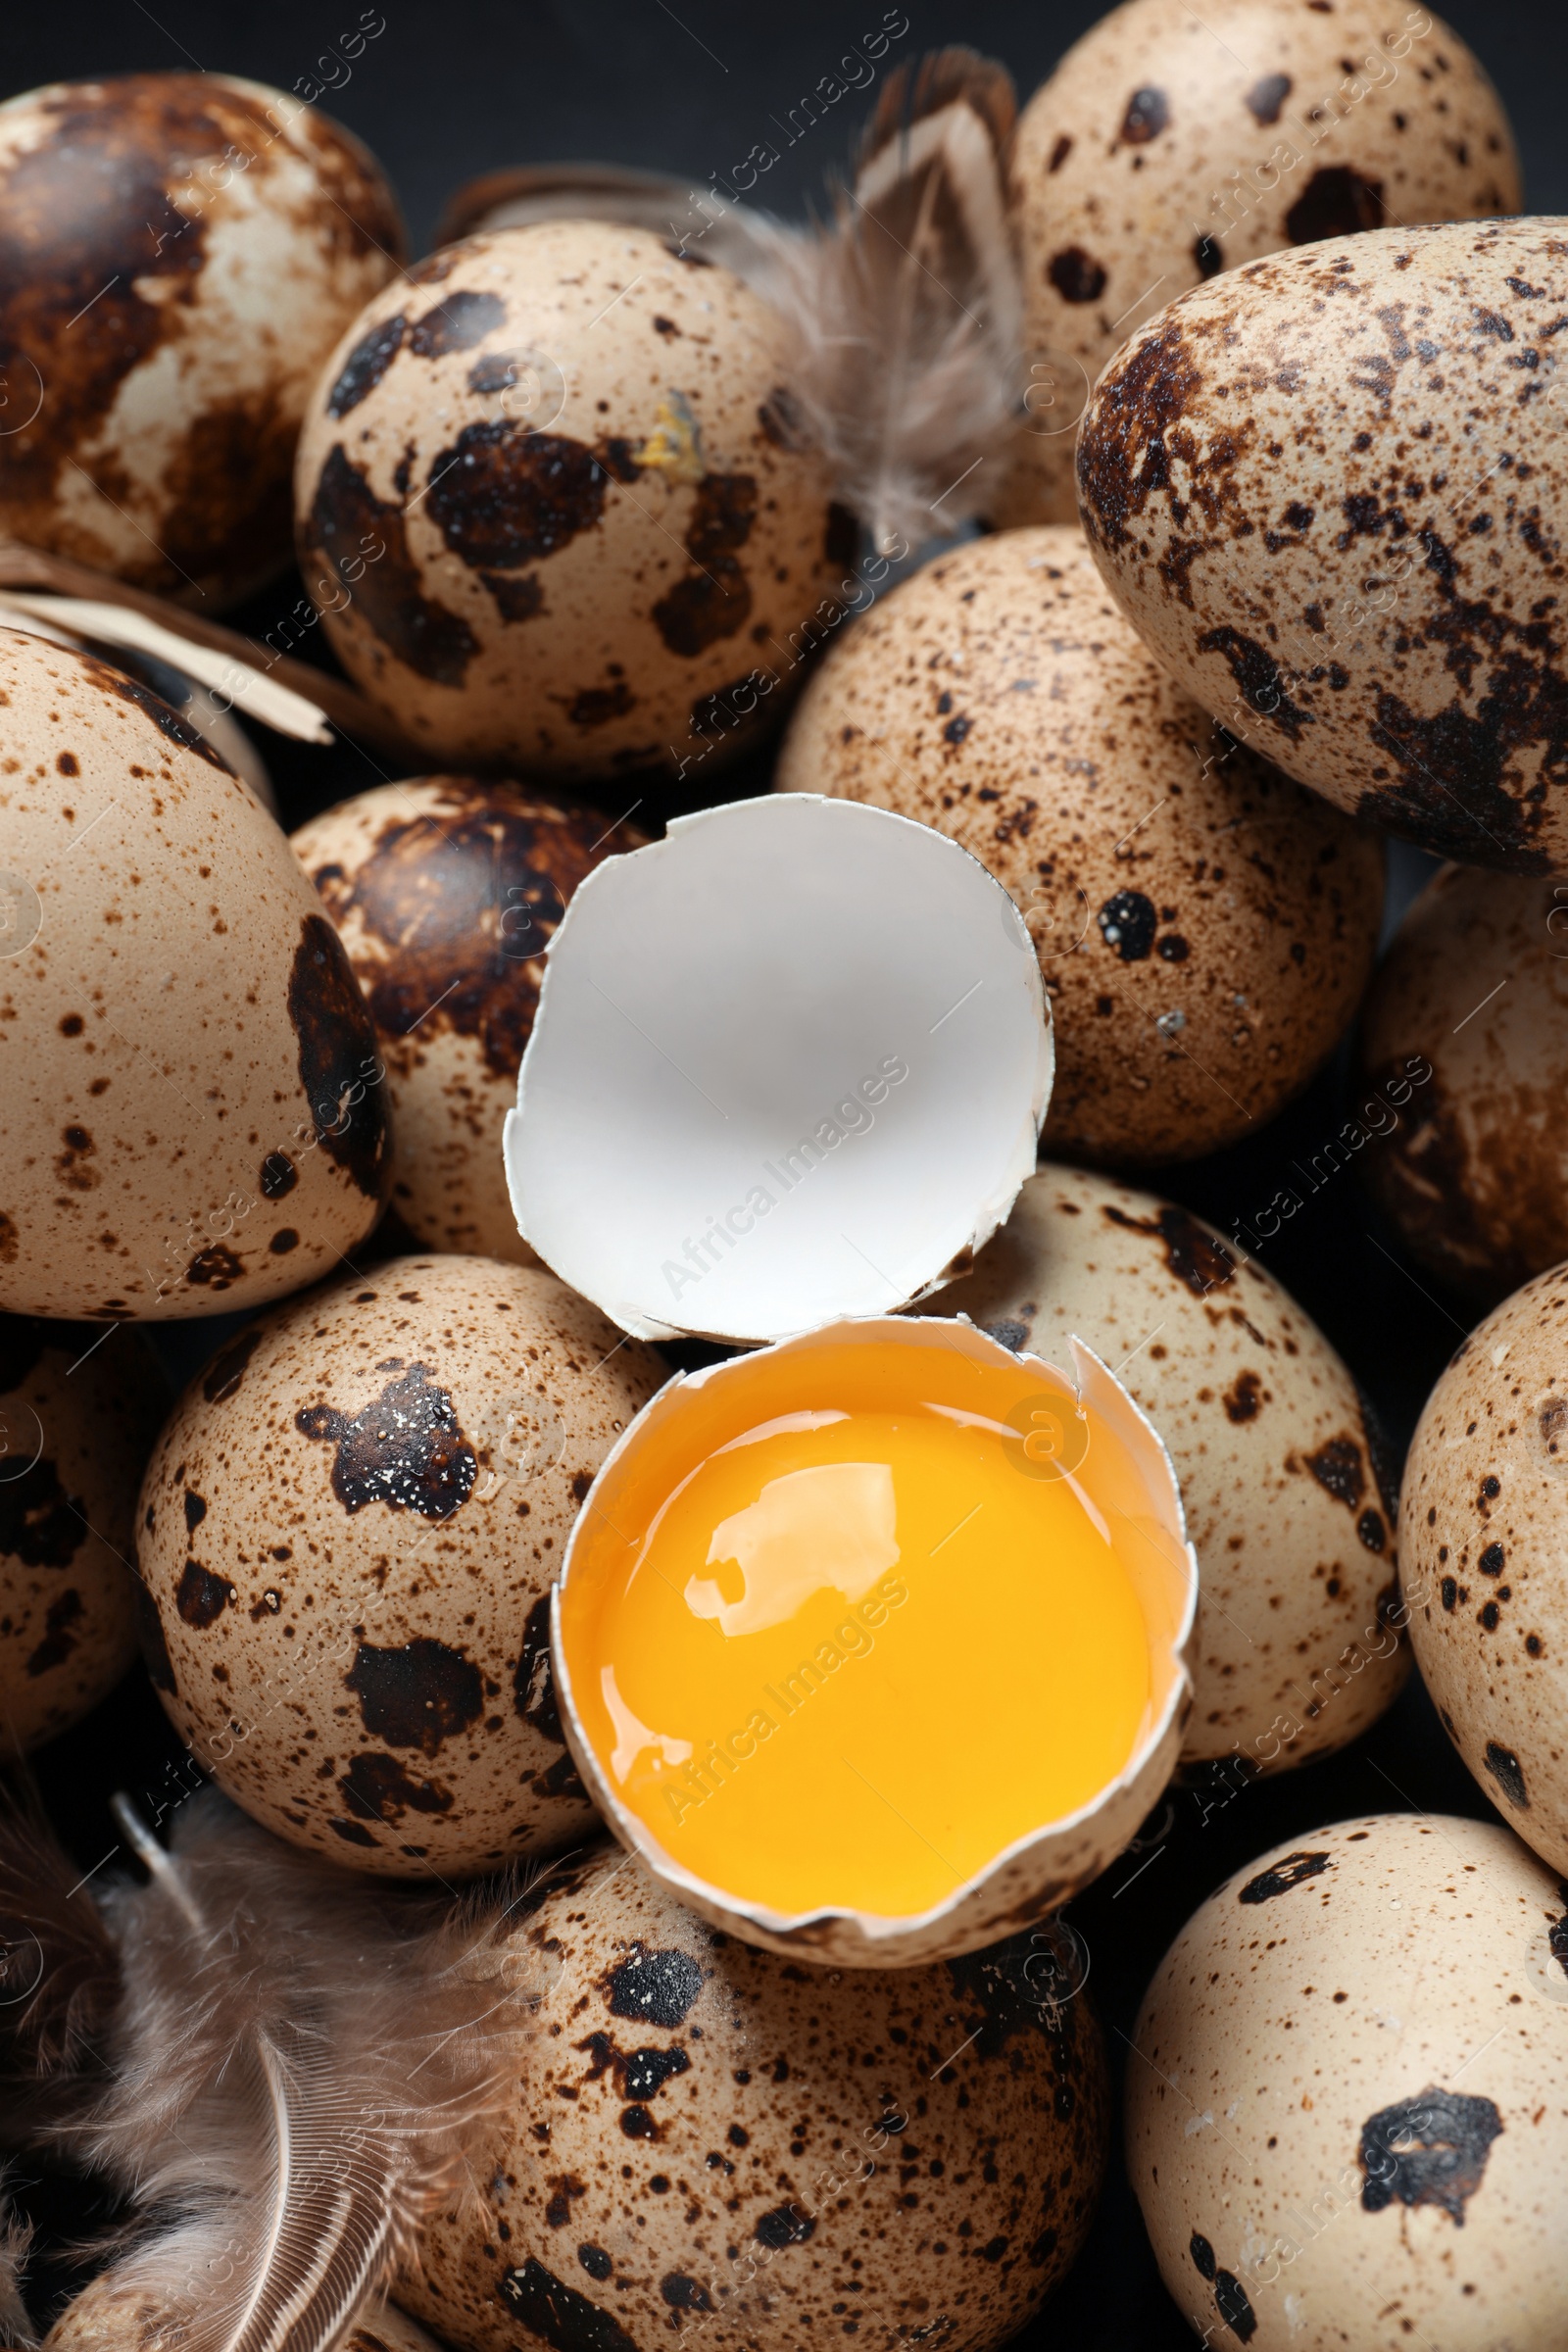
[5,1,1563,2344]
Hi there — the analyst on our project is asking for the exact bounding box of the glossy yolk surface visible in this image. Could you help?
[566,1339,1154,1919]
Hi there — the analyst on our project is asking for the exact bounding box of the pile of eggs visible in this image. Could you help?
[4,8,1568,2351]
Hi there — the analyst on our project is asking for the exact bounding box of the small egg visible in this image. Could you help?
[294,221,854,777]
[398,1844,1108,2352]
[943,1164,1407,1770]
[290,778,646,1262]
[0,1314,159,1750]
[1360,865,1568,1300]
[1128,1811,1568,2351]
[0,628,391,1319]
[0,74,404,604]
[1401,1266,1568,1875]
[995,0,1519,527]
[135,1254,663,1878]
[1076,220,1568,872]
[776,526,1384,1164]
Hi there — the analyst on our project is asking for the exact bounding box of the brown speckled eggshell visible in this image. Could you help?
[776,526,1384,1164]
[0,74,404,605]
[294,221,852,778]
[1359,865,1568,1301]
[1076,220,1568,873]
[1402,1266,1568,1876]
[1128,1812,1568,2351]
[942,1165,1406,1769]
[995,0,1519,529]
[0,1314,161,1750]
[397,1845,1107,2352]
[0,628,391,1320]
[135,1254,663,1878]
[290,779,647,1262]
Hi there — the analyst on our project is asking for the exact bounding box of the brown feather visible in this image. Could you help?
[0,2179,35,2349]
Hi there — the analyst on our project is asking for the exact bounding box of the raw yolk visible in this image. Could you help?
[564,1338,1154,1919]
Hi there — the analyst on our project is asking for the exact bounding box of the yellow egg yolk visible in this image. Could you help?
[563,1335,1155,1919]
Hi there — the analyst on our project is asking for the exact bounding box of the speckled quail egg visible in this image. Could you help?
[0,1314,160,1751]
[1128,1810,1568,2351]
[294,220,855,778]
[776,526,1384,1164]
[1076,220,1568,872]
[994,0,1519,528]
[942,1163,1406,1770]
[1359,864,1568,1301]
[135,1253,664,1878]
[1401,1265,1568,1876]
[397,1842,1108,2352]
[290,778,646,1262]
[0,627,391,1320]
[0,73,404,604]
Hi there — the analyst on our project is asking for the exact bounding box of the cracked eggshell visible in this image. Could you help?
[994,0,1519,529]
[505,795,1054,1347]
[397,1842,1109,2352]
[776,528,1383,1165]
[551,1316,1197,1967]
[291,778,647,1263]
[941,1165,1406,1770]
[0,628,391,1320]
[1401,1266,1568,1877]
[134,1253,663,1879]
[294,221,851,778]
[1359,865,1568,1302]
[1077,220,1568,873]
[0,74,404,605]
[1128,1811,1568,2352]
[0,1314,162,1751]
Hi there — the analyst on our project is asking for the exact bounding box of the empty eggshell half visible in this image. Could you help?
[504,796,1054,1346]
[551,1315,1198,1966]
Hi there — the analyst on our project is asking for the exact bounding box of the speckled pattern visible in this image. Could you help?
[775,527,1384,1164]
[0,628,391,1320]
[1076,219,1568,873]
[0,73,403,605]
[48,2279,449,2352]
[1360,865,1568,1300]
[293,221,852,777]
[1402,1267,1568,1878]
[942,1166,1406,1769]
[0,1313,159,1751]
[135,1254,663,1878]
[994,0,1518,529]
[397,1846,1108,2352]
[291,778,647,1263]
[1127,1812,1568,2350]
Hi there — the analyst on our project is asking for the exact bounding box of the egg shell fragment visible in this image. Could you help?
[291,778,647,1265]
[294,220,852,777]
[0,1314,160,1752]
[1128,1810,1568,2352]
[0,73,404,605]
[942,1164,1407,1771]
[1359,864,1568,1300]
[1401,1264,1568,1876]
[397,1843,1109,2352]
[995,0,1520,528]
[1077,220,1568,873]
[134,1254,664,1879]
[0,628,391,1320]
[776,527,1384,1165]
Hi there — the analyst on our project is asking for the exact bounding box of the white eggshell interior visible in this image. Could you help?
[504,795,1054,1344]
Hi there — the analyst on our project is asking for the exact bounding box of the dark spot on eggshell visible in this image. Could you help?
[1304,1437,1367,1512]
[483,570,545,622]
[296,1362,476,1520]
[1196,627,1316,743]
[327,315,407,417]
[426,422,618,570]
[24,1588,82,1677]
[202,1325,262,1404]
[652,472,758,657]
[1484,1740,1528,1808]
[1190,2233,1217,2281]
[1238,1849,1331,1903]
[328,1815,379,1847]
[185,1244,243,1290]
[183,1492,207,1536]
[345,1636,484,1755]
[660,2275,711,2311]
[1103,1202,1235,1299]
[1214,2272,1256,2342]
[0,1453,85,1569]
[260,1152,298,1201]
[499,2258,642,2352]
[1223,1371,1263,1423]
[515,1592,567,1741]
[755,2204,817,2249]
[76,652,232,772]
[1097,888,1157,959]
[305,444,479,687]
[409,288,506,358]
[339,1748,454,1824]
[1193,235,1225,279]
[1359,2086,1502,2222]
[1245,73,1292,124]
[1049,246,1107,304]
[1286,165,1386,245]
[618,2045,692,2100]
[981,1319,1031,1354]
[569,681,635,728]
[286,911,391,1200]
[175,1558,231,1627]
[605,1943,706,2028]
[1119,87,1168,144]
[1357,1508,1386,1551]
[576,2246,612,2283]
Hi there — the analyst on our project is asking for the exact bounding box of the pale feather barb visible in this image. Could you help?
[0,2180,36,2350]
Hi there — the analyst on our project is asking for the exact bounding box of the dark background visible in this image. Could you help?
[9,0,1567,2343]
